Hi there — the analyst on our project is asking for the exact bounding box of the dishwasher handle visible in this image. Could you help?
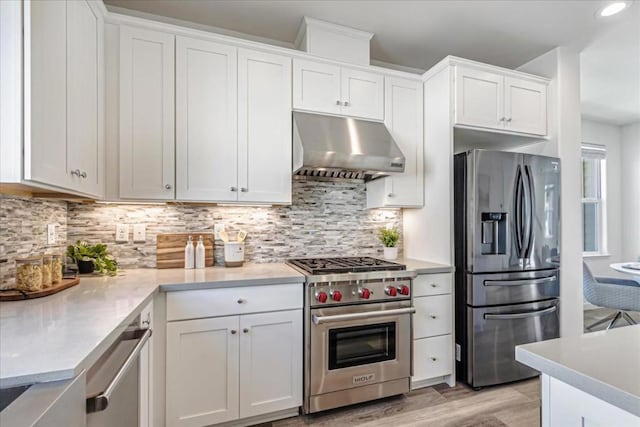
[86,328,152,413]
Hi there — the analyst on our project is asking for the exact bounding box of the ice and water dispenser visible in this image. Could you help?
[481,212,507,255]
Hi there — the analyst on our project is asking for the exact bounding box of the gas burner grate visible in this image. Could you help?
[287,257,406,275]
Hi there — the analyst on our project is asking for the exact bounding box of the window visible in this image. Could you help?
[581,144,607,255]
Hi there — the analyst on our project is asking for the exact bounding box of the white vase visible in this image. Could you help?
[383,247,398,260]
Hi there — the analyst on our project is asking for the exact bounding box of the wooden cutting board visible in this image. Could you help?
[0,277,80,301]
[156,233,214,269]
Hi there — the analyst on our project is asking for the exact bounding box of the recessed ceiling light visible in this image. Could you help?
[599,2,628,17]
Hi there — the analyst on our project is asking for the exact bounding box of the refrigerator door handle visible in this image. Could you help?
[514,166,525,258]
[523,165,535,258]
[484,305,557,320]
[483,276,556,287]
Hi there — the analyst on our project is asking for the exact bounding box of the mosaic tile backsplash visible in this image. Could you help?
[0,195,68,289]
[1,181,401,287]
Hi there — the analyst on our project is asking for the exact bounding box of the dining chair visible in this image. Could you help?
[583,262,640,330]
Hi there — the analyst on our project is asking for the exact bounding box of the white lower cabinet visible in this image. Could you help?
[166,285,303,427]
[411,272,454,389]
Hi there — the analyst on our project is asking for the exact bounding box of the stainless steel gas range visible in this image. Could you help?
[286,257,417,414]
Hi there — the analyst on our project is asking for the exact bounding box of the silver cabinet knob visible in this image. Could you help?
[165,184,172,190]
[70,169,81,176]
[431,357,437,362]
[500,117,506,122]
[506,118,512,122]
[430,314,437,319]
[243,328,249,334]
[230,187,237,192]
[237,298,244,304]
[343,101,349,107]
[336,100,342,106]
[80,171,87,179]
[231,330,237,335]
[388,193,395,198]
[430,283,438,288]
[240,187,248,192]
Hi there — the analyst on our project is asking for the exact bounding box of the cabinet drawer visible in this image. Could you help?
[413,294,452,339]
[413,273,452,296]
[413,335,453,381]
[167,284,303,321]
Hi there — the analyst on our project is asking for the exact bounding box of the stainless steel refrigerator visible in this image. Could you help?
[454,149,561,389]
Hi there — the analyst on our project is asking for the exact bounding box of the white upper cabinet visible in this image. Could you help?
[340,67,384,120]
[238,49,292,204]
[176,36,238,201]
[454,64,548,136]
[119,26,175,200]
[293,58,384,120]
[504,77,547,135]
[22,0,103,197]
[292,59,341,116]
[367,77,423,208]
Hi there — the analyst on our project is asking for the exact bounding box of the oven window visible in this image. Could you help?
[328,322,396,370]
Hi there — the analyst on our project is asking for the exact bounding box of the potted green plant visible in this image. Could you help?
[378,227,400,260]
[66,241,118,276]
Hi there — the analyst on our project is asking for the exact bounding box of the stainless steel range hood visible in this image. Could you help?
[293,111,405,181]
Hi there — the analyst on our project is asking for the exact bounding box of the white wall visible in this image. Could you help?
[621,122,640,262]
[518,47,584,337]
[581,119,623,277]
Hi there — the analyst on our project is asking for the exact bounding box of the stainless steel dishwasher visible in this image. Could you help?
[86,316,152,427]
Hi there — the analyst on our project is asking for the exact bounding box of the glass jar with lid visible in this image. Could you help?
[15,256,43,292]
[42,255,53,288]
[51,254,63,284]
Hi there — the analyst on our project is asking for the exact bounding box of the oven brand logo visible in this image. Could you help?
[352,373,375,384]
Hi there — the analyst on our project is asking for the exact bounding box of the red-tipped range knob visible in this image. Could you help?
[331,290,342,301]
[385,286,398,296]
[398,285,410,296]
[359,288,371,299]
[316,292,328,303]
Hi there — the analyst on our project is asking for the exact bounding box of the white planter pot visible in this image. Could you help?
[383,247,398,260]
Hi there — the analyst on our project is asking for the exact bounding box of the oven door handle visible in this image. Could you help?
[483,276,556,287]
[312,307,416,325]
[483,305,557,320]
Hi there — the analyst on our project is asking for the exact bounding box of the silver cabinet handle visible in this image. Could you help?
[237,299,244,304]
[484,305,557,320]
[70,169,81,176]
[484,276,556,287]
[240,187,248,192]
[506,118,512,122]
[243,328,249,334]
[336,100,341,106]
[230,187,237,192]
[431,357,437,361]
[86,328,152,413]
[165,184,172,190]
[313,307,416,325]
[231,330,237,334]
[388,193,395,198]
[343,101,349,107]
[81,171,87,179]
[429,314,437,319]
[500,117,506,121]
[430,283,438,288]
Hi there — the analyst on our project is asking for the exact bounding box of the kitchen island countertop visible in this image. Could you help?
[516,325,640,417]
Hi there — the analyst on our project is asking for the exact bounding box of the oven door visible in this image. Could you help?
[310,301,413,396]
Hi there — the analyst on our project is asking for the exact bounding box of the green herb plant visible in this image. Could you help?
[66,240,118,276]
[378,227,400,248]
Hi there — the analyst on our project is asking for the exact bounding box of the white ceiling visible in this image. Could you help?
[105,0,640,125]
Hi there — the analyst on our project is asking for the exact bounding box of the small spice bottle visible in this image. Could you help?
[42,255,53,288]
[15,256,43,292]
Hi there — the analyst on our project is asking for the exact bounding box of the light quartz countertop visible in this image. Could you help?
[0,259,448,388]
[395,257,454,275]
[0,263,304,388]
[516,325,640,417]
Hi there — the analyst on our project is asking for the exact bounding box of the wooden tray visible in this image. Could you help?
[157,233,214,269]
[0,277,80,301]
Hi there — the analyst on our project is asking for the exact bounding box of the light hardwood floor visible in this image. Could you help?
[262,379,540,427]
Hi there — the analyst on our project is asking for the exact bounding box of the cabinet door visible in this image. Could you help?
[454,66,504,129]
[505,77,547,136]
[238,49,292,204]
[23,0,69,188]
[176,37,237,201]
[292,59,341,115]
[120,26,175,200]
[239,310,302,418]
[166,316,240,427]
[341,67,384,120]
[139,301,154,427]
[366,77,422,208]
[67,0,102,197]
[413,335,453,383]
